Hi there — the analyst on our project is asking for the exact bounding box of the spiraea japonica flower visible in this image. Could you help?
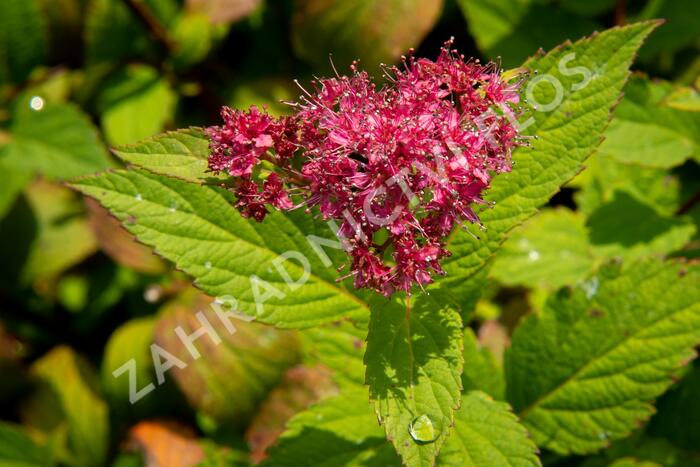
[207,40,526,296]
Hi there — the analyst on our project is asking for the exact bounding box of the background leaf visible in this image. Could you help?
[506,259,700,454]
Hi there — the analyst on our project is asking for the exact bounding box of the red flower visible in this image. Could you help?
[207,40,525,296]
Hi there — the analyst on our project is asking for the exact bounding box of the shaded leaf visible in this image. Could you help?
[0,0,47,85]
[461,329,505,400]
[245,365,337,463]
[261,387,400,467]
[291,0,443,73]
[0,181,98,285]
[23,346,109,467]
[0,421,50,467]
[154,288,301,424]
[587,191,695,260]
[457,0,598,67]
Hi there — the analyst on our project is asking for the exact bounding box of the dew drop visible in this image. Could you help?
[528,250,540,261]
[169,201,178,212]
[135,193,143,201]
[409,414,440,444]
[29,96,44,111]
[204,261,212,269]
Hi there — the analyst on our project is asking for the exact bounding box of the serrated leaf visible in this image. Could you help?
[434,22,660,307]
[1,100,113,180]
[598,75,700,168]
[491,208,595,289]
[437,391,541,467]
[365,295,463,467]
[0,0,47,85]
[261,387,400,467]
[457,0,598,67]
[71,169,370,328]
[505,259,700,454]
[111,128,219,183]
[461,329,505,400]
[97,65,177,146]
[291,0,443,73]
[23,346,109,467]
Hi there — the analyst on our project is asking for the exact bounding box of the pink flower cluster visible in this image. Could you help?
[207,40,524,296]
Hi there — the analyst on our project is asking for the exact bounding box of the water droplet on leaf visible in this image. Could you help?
[204,261,212,269]
[135,193,143,201]
[409,414,440,443]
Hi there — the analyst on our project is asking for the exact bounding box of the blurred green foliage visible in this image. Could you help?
[0,0,698,466]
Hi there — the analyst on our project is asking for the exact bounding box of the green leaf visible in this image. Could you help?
[0,421,50,467]
[111,128,218,183]
[0,157,32,220]
[572,153,683,217]
[438,391,541,467]
[262,387,400,467]
[491,208,595,289]
[648,364,700,451]
[587,191,696,261]
[0,0,47,85]
[663,84,700,112]
[1,100,113,180]
[434,22,660,307]
[23,346,109,467]
[97,65,177,146]
[634,0,700,61]
[0,181,98,285]
[300,320,367,387]
[153,288,301,424]
[461,329,505,400]
[84,0,176,65]
[71,168,370,327]
[102,316,162,413]
[291,0,443,73]
[457,0,598,67]
[365,294,463,467]
[505,259,700,454]
[598,75,700,168]
[171,12,216,69]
